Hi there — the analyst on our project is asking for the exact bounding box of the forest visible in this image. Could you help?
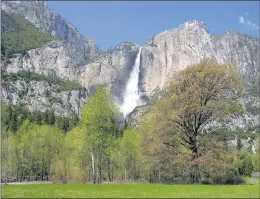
[1,60,259,185]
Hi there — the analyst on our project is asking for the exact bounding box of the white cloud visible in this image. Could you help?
[238,15,259,30]
[239,16,245,24]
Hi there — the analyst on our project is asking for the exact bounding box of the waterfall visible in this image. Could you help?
[120,48,143,118]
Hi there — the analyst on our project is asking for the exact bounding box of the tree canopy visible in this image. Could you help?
[139,59,243,183]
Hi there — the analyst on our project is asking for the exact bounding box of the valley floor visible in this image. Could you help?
[2,181,259,198]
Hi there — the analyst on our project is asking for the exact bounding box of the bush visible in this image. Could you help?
[201,178,213,184]
[212,173,245,185]
[212,175,224,184]
[235,148,254,177]
[225,174,245,184]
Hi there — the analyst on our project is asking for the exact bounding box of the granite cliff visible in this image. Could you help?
[1,1,100,60]
[140,21,259,98]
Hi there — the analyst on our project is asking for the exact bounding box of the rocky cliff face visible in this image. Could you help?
[137,21,259,128]
[1,79,88,117]
[1,1,100,60]
[1,1,140,118]
[140,20,259,98]
[78,42,140,104]
[2,41,85,79]
[2,41,139,104]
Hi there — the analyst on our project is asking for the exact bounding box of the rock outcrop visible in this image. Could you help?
[1,80,88,117]
[1,0,100,60]
[126,105,150,127]
[140,20,259,98]
[135,20,259,128]
[2,41,140,105]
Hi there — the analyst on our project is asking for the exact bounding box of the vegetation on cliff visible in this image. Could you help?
[2,70,85,92]
[1,11,54,58]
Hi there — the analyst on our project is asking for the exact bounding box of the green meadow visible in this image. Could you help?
[2,178,259,198]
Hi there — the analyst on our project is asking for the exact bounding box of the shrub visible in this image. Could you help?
[201,178,213,184]
[225,174,245,184]
[212,173,245,185]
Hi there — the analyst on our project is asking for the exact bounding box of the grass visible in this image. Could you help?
[2,182,259,198]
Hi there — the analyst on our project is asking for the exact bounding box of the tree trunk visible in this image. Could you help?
[124,168,127,181]
[189,139,201,184]
[158,167,161,183]
[41,156,44,181]
[108,159,112,182]
[98,165,102,184]
[20,163,24,182]
[64,156,67,184]
[97,149,102,184]
[90,151,96,184]
[111,159,114,182]
[46,171,49,181]
[16,167,19,182]
[96,165,99,184]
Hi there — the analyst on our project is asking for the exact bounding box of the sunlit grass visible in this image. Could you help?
[2,182,259,198]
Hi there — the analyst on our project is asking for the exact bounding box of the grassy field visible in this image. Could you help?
[2,178,259,198]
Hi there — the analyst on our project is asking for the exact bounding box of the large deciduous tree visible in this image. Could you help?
[147,59,242,183]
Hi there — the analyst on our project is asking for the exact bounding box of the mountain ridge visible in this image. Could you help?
[1,0,101,60]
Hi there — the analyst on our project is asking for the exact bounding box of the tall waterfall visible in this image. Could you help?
[120,48,143,118]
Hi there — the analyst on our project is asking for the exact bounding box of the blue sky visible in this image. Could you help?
[48,1,259,50]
